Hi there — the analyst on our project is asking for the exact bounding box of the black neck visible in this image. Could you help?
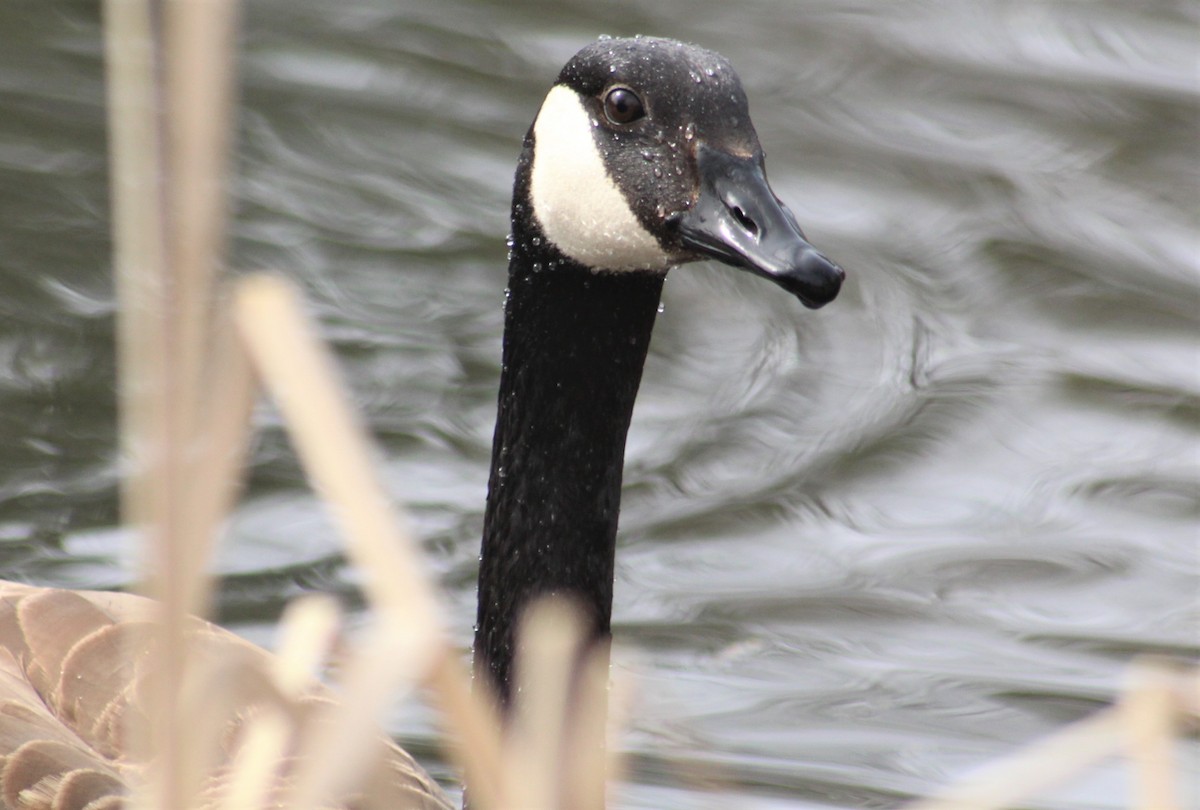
[474,173,664,705]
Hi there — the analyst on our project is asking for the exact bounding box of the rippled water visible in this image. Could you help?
[1,1,1197,807]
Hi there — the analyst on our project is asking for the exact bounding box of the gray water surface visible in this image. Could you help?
[1,2,1197,808]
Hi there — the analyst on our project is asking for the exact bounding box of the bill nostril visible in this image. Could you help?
[730,205,758,236]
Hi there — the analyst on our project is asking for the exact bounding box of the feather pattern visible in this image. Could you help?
[0,582,452,810]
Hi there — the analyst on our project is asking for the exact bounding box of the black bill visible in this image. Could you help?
[674,145,844,309]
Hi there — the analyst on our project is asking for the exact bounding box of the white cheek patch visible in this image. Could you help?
[529,85,675,272]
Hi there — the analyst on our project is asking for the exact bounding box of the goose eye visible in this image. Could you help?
[603,87,645,124]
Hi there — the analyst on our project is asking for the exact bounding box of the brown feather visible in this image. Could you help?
[0,582,453,810]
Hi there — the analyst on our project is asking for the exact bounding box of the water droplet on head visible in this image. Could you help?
[652,166,662,178]
[705,67,715,77]
[598,33,613,41]
[531,236,541,246]
[656,302,665,314]
[684,123,695,140]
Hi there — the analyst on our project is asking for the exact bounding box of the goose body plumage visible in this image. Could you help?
[0,36,841,809]
[0,582,451,810]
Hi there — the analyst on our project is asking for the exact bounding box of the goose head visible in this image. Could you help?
[517,36,844,308]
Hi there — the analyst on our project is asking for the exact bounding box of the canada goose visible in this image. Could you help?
[475,36,842,704]
[0,36,841,809]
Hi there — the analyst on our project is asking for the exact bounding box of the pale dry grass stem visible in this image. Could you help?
[906,658,1198,810]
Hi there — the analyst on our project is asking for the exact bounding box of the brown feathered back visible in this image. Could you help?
[0,582,453,810]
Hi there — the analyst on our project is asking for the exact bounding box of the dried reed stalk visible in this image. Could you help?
[906,710,1126,810]
[105,0,244,804]
[427,651,506,808]
[505,600,624,810]
[1122,659,1188,810]
[103,0,184,804]
[217,595,343,810]
[566,643,626,810]
[507,601,587,809]
[232,274,506,807]
[104,0,167,543]
[907,659,1198,810]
